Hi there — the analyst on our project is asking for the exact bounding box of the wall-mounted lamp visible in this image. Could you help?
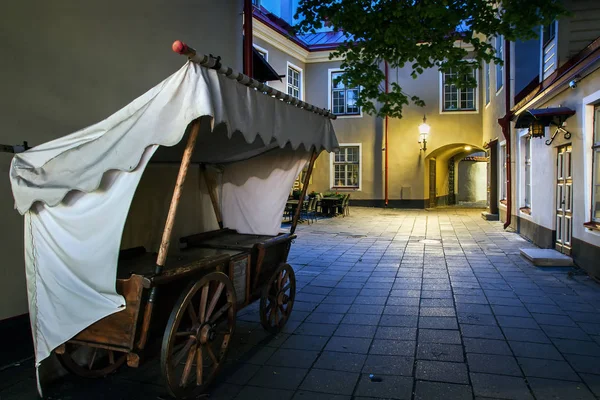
[418,115,430,151]
[529,120,545,139]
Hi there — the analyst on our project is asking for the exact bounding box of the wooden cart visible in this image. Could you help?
[56,230,297,399]
[48,42,326,399]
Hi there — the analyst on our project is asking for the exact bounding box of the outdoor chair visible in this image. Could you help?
[306,197,318,223]
[341,194,350,217]
[315,193,323,215]
[335,194,347,216]
[283,203,293,221]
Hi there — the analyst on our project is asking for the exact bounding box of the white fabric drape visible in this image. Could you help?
[10,62,337,214]
[222,148,311,235]
[10,61,336,372]
[25,146,156,365]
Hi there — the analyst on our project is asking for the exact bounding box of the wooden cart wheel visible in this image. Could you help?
[260,263,296,334]
[57,343,126,378]
[161,272,236,399]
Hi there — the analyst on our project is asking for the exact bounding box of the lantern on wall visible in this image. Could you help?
[528,120,545,139]
[418,115,430,151]
[515,107,576,145]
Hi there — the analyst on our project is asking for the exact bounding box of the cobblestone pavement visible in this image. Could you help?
[3,207,600,400]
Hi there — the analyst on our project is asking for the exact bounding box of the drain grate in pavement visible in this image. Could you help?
[338,232,368,238]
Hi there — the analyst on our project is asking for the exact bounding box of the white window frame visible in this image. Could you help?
[583,89,600,229]
[286,61,304,100]
[499,141,507,205]
[327,68,363,118]
[330,143,362,190]
[438,66,479,114]
[495,35,504,94]
[519,129,533,216]
[253,44,269,61]
[485,62,491,106]
[540,20,558,81]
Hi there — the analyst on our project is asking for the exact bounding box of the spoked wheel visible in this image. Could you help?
[57,343,126,378]
[161,272,236,399]
[260,263,296,333]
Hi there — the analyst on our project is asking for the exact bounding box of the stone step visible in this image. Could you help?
[481,212,499,221]
[520,248,574,267]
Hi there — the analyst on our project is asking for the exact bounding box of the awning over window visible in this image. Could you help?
[514,107,576,128]
[253,47,282,82]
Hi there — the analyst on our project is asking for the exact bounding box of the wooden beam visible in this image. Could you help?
[290,150,317,234]
[138,119,201,349]
[156,120,201,268]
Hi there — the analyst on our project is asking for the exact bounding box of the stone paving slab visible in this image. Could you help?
[3,207,600,399]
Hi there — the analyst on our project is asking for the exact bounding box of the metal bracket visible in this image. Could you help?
[545,124,572,146]
[1,141,30,153]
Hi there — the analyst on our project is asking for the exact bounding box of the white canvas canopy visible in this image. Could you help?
[9,60,338,370]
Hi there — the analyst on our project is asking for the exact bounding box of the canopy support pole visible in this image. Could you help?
[201,164,223,229]
[137,119,201,349]
[291,150,317,234]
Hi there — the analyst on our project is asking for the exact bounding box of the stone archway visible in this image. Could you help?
[424,143,486,208]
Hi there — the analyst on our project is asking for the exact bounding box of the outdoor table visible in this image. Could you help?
[285,199,308,221]
[320,196,342,216]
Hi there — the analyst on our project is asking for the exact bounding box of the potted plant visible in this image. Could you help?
[292,189,303,200]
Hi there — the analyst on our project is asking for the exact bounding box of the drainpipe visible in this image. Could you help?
[498,38,512,229]
[243,0,253,76]
[384,61,389,206]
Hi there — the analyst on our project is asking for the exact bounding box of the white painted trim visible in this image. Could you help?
[329,143,363,191]
[485,61,491,106]
[307,52,343,63]
[253,44,269,61]
[583,89,600,225]
[286,61,304,100]
[253,18,343,64]
[539,25,545,80]
[438,66,479,114]
[517,129,532,212]
[253,19,308,62]
[499,140,507,202]
[495,35,504,93]
[327,68,363,118]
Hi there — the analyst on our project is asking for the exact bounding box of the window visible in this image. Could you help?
[485,62,490,105]
[442,68,477,111]
[500,143,507,201]
[496,35,504,91]
[330,71,361,116]
[592,105,600,222]
[542,21,558,80]
[331,145,361,188]
[543,20,557,45]
[522,134,532,210]
[254,45,268,61]
[287,64,301,99]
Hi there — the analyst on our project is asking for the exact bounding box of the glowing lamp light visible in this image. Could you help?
[529,120,545,138]
[418,115,430,151]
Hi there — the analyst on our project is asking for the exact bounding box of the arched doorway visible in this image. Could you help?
[424,143,486,208]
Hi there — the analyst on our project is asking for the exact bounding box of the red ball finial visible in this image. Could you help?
[172,40,187,54]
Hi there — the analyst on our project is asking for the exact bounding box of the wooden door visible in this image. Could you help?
[487,143,499,215]
[429,159,436,208]
[555,144,573,255]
